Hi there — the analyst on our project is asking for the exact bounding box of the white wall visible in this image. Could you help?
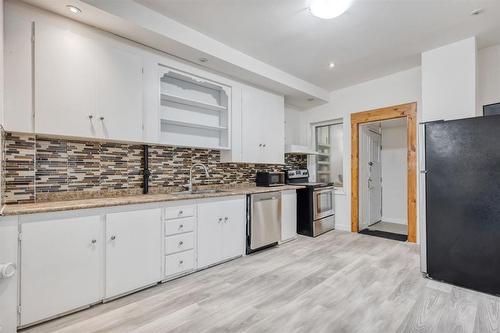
[297,67,421,232]
[284,105,302,145]
[421,37,477,122]
[478,44,500,110]
[381,124,407,225]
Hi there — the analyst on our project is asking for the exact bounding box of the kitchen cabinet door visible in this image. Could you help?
[105,208,161,299]
[221,197,246,260]
[95,42,144,142]
[4,13,33,133]
[241,85,267,162]
[197,200,224,268]
[281,190,297,242]
[20,214,103,326]
[34,21,98,138]
[241,85,285,164]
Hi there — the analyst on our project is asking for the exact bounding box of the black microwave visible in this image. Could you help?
[255,172,285,187]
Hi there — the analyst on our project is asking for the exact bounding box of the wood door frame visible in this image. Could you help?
[351,102,417,243]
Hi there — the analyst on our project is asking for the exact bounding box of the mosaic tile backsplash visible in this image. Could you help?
[2,132,307,204]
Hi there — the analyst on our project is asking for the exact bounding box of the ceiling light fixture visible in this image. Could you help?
[309,0,353,19]
[66,5,82,14]
[329,62,335,69]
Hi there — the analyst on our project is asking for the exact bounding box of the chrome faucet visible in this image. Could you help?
[184,163,210,192]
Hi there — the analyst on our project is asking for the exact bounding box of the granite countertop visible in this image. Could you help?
[0,185,304,216]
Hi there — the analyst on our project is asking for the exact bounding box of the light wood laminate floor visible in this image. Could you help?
[23,231,499,333]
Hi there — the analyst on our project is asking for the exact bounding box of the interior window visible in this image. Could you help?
[315,123,343,187]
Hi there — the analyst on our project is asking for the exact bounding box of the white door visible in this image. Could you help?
[20,215,102,326]
[220,197,246,260]
[197,200,223,268]
[34,22,98,138]
[95,42,144,142]
[367,130,382,225]
[281,190,297,242]
[105,208,161,299]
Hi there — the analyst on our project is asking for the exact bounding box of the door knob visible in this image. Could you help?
[0,263,16,279]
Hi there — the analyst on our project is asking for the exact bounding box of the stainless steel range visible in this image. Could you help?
[286,169,335,237]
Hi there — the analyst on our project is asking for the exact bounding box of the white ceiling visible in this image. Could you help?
[135,0,500,91]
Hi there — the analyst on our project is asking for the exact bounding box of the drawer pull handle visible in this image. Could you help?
[179,260,184,265]
[178,241,184,246]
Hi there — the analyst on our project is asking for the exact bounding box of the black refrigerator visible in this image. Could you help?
[425,115,500,296]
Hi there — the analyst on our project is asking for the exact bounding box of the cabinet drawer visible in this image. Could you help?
[165,250,194,277]
[165,217,195,236]
[165,233,194,255]
[165,205,196,220]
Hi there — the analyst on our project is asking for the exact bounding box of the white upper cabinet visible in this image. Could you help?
[33,21,143,142]
[3,13,33,133]
[95,43,144,142]
[34,22,98,139]
[222,84,285,164]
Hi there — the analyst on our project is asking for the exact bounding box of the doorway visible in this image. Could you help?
[358,118,408,241]
[351,103,417,243]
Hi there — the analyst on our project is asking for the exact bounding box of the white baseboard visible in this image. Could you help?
[381,217,407,225]
[335,223,351,231]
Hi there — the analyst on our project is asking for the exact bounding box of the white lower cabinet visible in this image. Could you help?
[19,214,103,326]
[281,190,297,242]
[105,208,162,299]
[197,196,246,268]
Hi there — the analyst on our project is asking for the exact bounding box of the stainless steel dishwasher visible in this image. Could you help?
[246,192,281,254]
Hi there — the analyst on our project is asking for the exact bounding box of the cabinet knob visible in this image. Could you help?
[179,260,184,265]
[91,239,97,244]
[178,241,184,246]
[218,217,223,223]
[88,115,93,120]
[110,235,116,241]
[0,263,16,279]
[263,144,266,147]
[179,210,183,215]
[259,144,263,147]
[224,217,228,222]
[99,116,104,121]
[179,224,184,229]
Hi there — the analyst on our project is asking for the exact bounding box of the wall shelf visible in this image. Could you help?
[161,119,228,131]
[158,66,231,150]
[160,93,228,112]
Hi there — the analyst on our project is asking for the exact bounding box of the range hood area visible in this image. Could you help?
[285,144,318,155]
